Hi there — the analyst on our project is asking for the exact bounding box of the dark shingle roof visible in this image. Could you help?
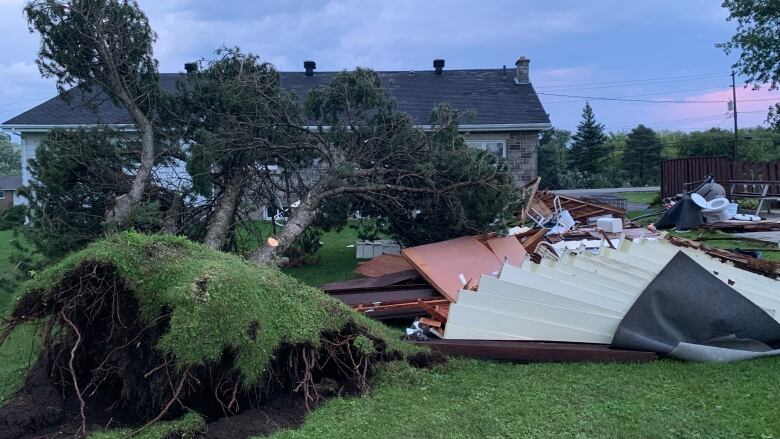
[2,69,549,128]
[0,175,22,190]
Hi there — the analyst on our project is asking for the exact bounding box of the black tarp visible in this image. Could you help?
[611,252,780,362]
[653,195,703,230]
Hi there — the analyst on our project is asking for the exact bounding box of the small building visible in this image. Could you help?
[0,175,22,209]
[1,57,550,204]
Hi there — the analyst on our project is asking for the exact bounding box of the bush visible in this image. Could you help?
[0,206,25,230]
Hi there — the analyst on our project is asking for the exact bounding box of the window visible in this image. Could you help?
[466,140,506,158]
[0,191,5,200]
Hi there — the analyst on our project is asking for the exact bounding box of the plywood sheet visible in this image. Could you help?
[486,235,527,268]
[401,236,502,302]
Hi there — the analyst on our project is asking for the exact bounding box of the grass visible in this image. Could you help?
[282,225,362,287]
[0,230,40,404]
[618,191,660,206]
[270,357,780,439]
[670,229,780,262]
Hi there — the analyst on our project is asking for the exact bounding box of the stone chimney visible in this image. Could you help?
[514,56,530,84]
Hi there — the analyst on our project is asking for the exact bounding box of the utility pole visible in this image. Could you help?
[731,70,739,161]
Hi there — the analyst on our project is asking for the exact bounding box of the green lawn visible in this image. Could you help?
[0,230,40,403]
[2,226,780,438]
[270,357,780,439]
[618,191,660,206]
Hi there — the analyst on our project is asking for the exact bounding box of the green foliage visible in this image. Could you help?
[622,124,663,185]
[359,104,518,246]
[89,412,205,439]
[537,128,570,189]
[568,103,609,174]
[720,0,780,128]
[352,335,375,356]
[350,217,383,241]
[21,232,411,385]
[0,206,25,231]
[0,134,20,175]
[24,0,159,112]
[19,128,131,259]
[557,170,615,189]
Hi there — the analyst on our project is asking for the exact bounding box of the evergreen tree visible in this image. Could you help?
[622,124,662,186]
[568,103,608,174]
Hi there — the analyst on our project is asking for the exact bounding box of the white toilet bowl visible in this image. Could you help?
[702,197,729,213]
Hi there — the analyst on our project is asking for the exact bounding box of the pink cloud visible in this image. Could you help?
[648,84,780,131]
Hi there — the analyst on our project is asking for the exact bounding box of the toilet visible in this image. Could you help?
[702,197,729,214]
[701,197,735,222]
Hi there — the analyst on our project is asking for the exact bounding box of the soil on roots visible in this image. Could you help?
[0,261,410,438]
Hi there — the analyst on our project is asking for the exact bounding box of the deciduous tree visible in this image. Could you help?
[622,125,662,185]
[720,0,780,127]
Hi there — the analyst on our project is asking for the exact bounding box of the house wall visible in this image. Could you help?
[16,132,46,206]
[0,190,13,208]
[463,131,539,186]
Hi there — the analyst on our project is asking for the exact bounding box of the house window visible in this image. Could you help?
[0,191,5,200]
[466,140,506,158]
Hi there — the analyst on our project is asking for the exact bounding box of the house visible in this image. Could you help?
[1,57,550,204]
[0,175,22,209]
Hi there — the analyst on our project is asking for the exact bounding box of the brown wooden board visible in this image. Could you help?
[329,286,438,306]
[699,221,780,232]
[486,235,527,268]
[411,339,656,363]
[321,270,422,292]
[538,191,626,222]
[401,236,502,302]
[354,253,413,277]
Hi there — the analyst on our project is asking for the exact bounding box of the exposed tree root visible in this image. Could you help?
[0,261,407,437]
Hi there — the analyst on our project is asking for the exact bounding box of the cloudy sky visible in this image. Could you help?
[1,0,778,133]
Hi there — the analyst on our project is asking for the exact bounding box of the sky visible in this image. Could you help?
[0,0,778,134]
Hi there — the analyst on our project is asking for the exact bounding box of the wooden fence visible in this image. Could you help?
[661,156,780,199]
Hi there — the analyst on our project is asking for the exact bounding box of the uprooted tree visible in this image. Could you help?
[171,50,518,255]
[25,0,162,229]
[0,233,436,437]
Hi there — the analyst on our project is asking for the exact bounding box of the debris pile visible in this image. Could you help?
[325,179,780,364]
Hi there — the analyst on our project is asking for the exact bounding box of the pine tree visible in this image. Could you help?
[568,103,608,174]
[622,124,662,185]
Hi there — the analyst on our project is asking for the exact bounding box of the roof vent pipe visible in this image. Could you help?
[184,62,198,74]
[304,60,316,76]
[433,59,445,75]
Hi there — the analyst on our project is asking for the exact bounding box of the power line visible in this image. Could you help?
[537,72,728,91]
[538,91,780,104]
[542,86,731,104]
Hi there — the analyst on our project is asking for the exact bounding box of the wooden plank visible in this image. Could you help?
[354,253,413,277]
[321,269,421,292]
[401,236,502,302]
[411,339,656,363]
